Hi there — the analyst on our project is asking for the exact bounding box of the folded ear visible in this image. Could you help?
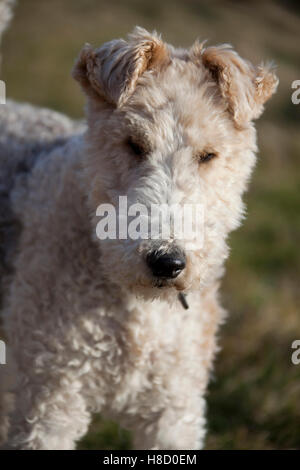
[72,27,169,107]
[191,43,278,128]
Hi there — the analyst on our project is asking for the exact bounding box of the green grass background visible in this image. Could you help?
[2,0,300,449]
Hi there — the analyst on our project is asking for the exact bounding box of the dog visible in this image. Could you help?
[0,0,278,449]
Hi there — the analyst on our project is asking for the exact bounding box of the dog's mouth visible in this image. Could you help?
[152,278,190,309]
[153,277,186,291]
[154,277,171,289]
[125,271,190,307]
[150,270,189,295]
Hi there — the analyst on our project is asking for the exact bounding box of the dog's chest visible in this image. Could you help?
[111,294,205,380]
[79,285,220,414]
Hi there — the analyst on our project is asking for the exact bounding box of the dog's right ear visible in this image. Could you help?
[72,27,169,107]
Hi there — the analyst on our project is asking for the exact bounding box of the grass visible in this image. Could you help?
[1,0,300,449]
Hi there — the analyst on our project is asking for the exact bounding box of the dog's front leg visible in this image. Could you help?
[132,393,206,450]
[154,396,206,450]
[5,369,91,450]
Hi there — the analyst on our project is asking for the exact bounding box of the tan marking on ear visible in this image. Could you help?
[191,43,278,128]
[72,44,100,99]
[72,27,170,107]
[254,64,279,107]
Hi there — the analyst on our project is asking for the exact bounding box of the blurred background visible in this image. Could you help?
[2,0,300,449]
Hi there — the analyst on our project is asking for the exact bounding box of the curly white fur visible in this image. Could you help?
[0,17,278,450]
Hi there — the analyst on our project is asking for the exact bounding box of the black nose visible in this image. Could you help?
[146,249,186,279]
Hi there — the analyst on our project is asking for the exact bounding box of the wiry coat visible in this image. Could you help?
[0,1,277,450]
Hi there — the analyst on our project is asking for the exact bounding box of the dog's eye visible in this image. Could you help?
[197,151,217,164]
[127,137,146,158]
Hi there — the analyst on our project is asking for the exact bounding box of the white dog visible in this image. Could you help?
[0,0,278,449]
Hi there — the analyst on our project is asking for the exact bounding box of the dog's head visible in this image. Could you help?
[73,27,278,299]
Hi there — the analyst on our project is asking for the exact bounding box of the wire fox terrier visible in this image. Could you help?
[0,0,278,449]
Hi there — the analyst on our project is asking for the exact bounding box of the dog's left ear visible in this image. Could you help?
[191,43,278,128]
[72,27,169,107]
